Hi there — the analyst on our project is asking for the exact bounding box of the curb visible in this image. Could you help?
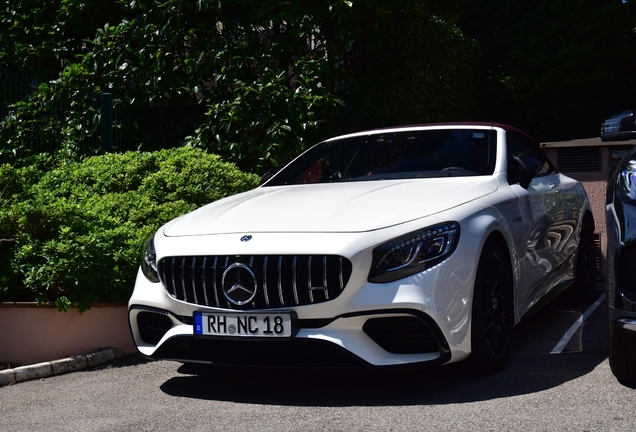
[0,348,123,387]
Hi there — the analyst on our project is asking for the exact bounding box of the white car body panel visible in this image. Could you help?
[163,177,499,236]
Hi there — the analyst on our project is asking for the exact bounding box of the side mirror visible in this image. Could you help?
[512,154,539,189]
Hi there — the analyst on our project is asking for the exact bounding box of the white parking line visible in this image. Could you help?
[550,292,606,354]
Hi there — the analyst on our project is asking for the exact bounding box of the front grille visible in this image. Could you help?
[617,244,636,295]
[363,316,440,354]
[159,255,352,310]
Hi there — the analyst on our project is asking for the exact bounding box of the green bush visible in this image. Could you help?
[0,147,259,312]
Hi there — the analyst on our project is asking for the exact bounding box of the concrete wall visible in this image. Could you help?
[0,302,136,366]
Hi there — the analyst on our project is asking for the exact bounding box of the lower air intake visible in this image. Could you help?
[363,316,440,354]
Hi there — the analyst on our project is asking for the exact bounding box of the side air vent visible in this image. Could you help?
[137,312,173,345]
[557,147,601,172]
[363,316,440,354]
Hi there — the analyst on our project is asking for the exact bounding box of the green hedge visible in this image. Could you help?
[0,147,259,312]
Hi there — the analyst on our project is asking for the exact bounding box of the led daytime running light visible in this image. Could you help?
[141,237,160,283]
[376,224,457,269]
[369,222,460,283]
[619,160,636,201]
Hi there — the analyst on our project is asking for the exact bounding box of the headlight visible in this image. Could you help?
[368,222,460,283]
[619,159,636,200]
[141,236,160,283]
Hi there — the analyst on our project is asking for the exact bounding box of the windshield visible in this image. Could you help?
[263,129,497,186]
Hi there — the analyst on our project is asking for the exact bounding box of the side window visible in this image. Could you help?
[507,133,554,185]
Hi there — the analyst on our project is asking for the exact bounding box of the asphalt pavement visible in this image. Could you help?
[1,289,635,431]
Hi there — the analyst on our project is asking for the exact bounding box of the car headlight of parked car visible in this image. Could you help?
[619,159,636,201]
[141,236,160,283]
[368,222,460,283]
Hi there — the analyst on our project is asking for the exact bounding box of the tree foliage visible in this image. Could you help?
[0,148,259,312]
[0,74,105,164]
[0,0,127,78]
[3,0,636,311]
[345,11,479,127]
[457,0,636,140]
[4,0,633,163]
[1,0,479,172]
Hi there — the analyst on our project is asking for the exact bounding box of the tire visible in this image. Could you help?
[470,240,514,374]
[571,218,597,303]
[609,324,636,383]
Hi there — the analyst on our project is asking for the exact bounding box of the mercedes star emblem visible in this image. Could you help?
[222,262,257,305]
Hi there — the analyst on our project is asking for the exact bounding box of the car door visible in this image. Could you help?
[506,132,564,309]
[545,170,584,267]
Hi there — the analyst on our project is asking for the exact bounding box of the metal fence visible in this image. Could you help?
[0,69,127,159]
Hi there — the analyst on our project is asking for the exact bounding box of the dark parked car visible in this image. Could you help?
[601,110,636,141]
[606,142,636,382]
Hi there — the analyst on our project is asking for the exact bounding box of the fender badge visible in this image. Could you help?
[240,235,253,242]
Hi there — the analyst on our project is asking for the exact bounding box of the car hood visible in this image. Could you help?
[163,177,499,236]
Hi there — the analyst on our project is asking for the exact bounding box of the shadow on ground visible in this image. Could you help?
[157,349,606,406]
[126,290,610,406]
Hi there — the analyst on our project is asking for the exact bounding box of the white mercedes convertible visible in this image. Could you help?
[129,123,595,373]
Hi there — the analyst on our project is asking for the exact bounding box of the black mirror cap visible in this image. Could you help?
[601,110,636,141]
[510,153,538,189]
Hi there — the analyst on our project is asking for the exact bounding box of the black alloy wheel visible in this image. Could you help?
[609,323,636,383]
[470,240,513,374]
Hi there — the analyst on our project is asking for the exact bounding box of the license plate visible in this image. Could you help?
[193,311,293,338]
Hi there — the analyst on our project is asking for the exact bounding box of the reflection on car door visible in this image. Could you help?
[547,171,584,264]
[506,133,564,313]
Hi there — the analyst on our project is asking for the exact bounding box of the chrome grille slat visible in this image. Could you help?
[180,257,187,302]
[170,258,177,298]
[159,254,352,310]
[222,257,232,310]
[263,256,270,307]
[278,256,284,306]
[292,256,299,305]
[191,257,198,304]
[307,256,314,303]
[201,257,210,306]
[212,257,220,307]
[323,256,329,300]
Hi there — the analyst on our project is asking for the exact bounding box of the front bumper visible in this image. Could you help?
[128,246,473,368]
[129,304,451,368]
[129,220,482,368]
[609,301,636,335]
[616,318,636,333]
